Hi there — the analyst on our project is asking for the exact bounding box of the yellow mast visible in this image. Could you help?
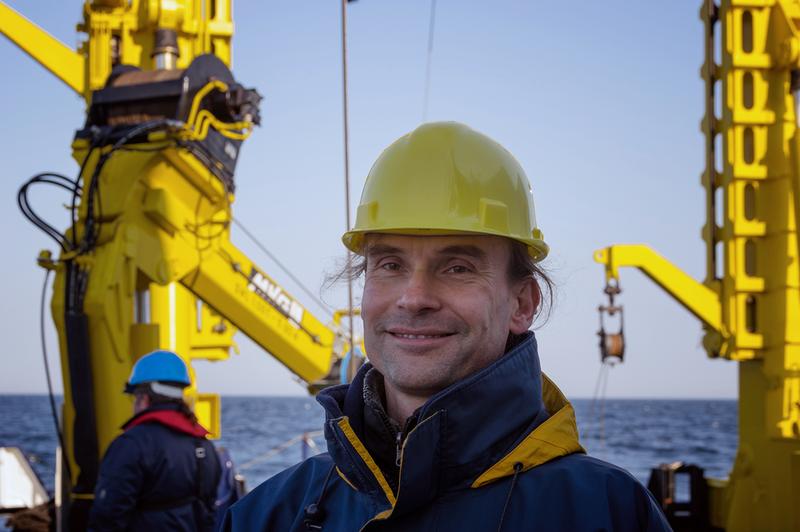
[596,1,800,529]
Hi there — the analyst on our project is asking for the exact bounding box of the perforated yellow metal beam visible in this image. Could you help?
[597,2,800,529]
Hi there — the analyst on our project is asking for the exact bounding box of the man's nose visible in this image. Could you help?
[396,269,440,313]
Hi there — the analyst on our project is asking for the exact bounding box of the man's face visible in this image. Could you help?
[361,234,537,400]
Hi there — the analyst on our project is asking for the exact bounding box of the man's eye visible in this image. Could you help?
[380,262,401,271]
[445,264,470,274]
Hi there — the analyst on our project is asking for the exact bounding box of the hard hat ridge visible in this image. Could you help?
[342,121,548,261]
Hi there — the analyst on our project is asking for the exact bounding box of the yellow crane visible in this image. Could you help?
[1,0,360,526]
[595,1,800,530]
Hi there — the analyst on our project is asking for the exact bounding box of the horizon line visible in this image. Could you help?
[0,393,739,401]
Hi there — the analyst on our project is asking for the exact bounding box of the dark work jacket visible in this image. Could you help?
[224,333,671,531]
[89,403,221,532]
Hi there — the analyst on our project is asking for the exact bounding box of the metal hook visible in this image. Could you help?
[598,280,625,364]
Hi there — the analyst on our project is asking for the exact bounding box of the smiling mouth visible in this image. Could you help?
[388,331,454,339]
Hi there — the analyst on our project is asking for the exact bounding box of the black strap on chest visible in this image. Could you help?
[138,438,214,522]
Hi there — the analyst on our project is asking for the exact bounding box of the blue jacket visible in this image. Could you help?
[225,334,671,531]
[89,403,221,532]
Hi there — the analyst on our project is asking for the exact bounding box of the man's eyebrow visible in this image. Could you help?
[365,244,404,257]
[436,245,487,261]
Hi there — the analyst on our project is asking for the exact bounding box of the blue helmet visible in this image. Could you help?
[125,350,191,394]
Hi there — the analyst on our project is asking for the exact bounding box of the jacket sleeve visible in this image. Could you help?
[223,457,331,531]
[635,482,673,531]
[88,433,146,531]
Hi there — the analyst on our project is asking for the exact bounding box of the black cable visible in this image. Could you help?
[303,464,336,530]
[18,190,68,251]
[17,173,82,252]
[80,120,183,253]
[496,462,523,532]
[177,139,234,193]
[39,269,71,483]
[72,146,97,248]
[115,141,176,153]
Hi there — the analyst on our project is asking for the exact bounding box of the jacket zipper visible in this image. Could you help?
[395,431,402,467]
[360,413,431,532]
[395,413,418,468]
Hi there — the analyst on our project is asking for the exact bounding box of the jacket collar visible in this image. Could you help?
[316,332,585,519]
[122,404,210,438]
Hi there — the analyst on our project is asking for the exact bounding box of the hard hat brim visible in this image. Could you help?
[342,228,549,262]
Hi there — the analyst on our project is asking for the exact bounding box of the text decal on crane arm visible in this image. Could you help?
[247,267,305,326]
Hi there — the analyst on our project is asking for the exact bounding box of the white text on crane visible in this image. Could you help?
[247,268,305,326]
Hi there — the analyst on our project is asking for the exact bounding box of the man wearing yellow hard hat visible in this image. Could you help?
[225,122,670,530]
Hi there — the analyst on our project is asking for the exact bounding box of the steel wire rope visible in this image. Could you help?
[598,363,612,451]
[422,0,438,122]
[39,268,72,482]
[341,0,356,359]
[231,218,335,319]
[238,430,324,471]
[587,362,613,452]
[589,363,606,418]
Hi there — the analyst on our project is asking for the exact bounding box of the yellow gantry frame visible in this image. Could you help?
[595,1,800,530]
[1,0,353,506]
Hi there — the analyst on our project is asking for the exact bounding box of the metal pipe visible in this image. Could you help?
[152,29,179,70]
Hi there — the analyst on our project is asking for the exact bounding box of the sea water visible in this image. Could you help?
[0,395,736,518]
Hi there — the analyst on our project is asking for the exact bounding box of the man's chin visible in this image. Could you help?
[384,368,460,398]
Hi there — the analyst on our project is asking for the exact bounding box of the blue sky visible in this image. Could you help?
[0,1,737,398]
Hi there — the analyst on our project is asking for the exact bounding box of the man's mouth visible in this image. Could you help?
[392,333,448,339]
[386,329,455,340]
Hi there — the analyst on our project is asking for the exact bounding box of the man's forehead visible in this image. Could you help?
[363,233,509,258]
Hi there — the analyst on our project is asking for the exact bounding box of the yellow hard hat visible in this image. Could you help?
[342,121,548,261]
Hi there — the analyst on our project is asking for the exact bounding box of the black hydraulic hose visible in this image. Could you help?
[80,119,183,253]
[17,173,82,252]
[39,269,72,483]
[71,145,96,249]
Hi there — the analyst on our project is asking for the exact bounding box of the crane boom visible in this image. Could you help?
[0,2,84,95]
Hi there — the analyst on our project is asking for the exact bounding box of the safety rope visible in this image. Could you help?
[598,363,612,450]
[232,217,334,319]
[588,362,614,453]
[238,430,324,471]
[422,0,438,122]
[341,0,356,363]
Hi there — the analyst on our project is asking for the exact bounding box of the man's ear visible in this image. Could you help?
[509,279,539,334]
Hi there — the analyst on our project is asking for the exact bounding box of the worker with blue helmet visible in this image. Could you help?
[89,350,222,532]
[124,349,192,397]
